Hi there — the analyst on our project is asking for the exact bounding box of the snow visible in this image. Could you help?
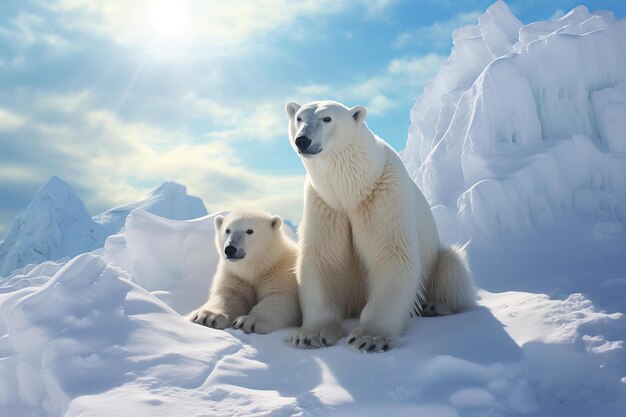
[404,1,626,241]
[1,210,624,416]
[103,209,219,315]
[0,179,208,277]
[94,181,208,236]
[1,1,625,416]
[0,177,104,277]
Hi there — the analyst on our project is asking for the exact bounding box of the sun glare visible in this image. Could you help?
[149,0,191,40]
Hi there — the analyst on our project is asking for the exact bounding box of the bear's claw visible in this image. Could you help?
[287,323,346,349]
[187,308,230,330]
[232,315,272,334]
[346,328,395,353]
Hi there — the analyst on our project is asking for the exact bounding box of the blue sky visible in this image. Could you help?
[0,0,624,235]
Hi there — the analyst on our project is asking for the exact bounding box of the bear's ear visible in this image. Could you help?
[214,215,225,231]
[285,101,301,119]
[350,105,367,125]
[270,215,283,230]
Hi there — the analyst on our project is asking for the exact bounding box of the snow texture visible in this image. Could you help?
[0,1,625,416]
[0,179,207,277]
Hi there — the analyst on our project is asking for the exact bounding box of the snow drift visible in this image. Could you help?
[403,1,626,242]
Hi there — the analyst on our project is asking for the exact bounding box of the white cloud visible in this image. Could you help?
[392,10,481,49]
[55,0,385,53]
[293,53,445,115]
[35,90,92,113]
[0,99,305,226]
[363,0,398,20]
[182,95,286,142]
[0,108,26,130]
[0,11,74,52]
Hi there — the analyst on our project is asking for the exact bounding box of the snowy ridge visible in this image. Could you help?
[403,1,626,240]
[94,181,208,236]
[0,178,208,277]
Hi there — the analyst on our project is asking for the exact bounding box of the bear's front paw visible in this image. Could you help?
[187,309,230,330]
[347,327,395,353]
[287,323,346,349]
[232,315,275,334]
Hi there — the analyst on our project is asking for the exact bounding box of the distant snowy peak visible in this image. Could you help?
[93,181,208,234]
[31,175,81,207]
[404,1,626,241]
[0,178,209,277]
[0,176,103,276]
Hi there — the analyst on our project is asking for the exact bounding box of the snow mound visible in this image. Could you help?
[0,177,104,277]
[93,181,208,236]
[104,209,219,315]
[403,1,626,241]
[0,254,241,416]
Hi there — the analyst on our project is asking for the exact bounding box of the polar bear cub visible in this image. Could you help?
[188,208,300,334]
[285,100,475,352]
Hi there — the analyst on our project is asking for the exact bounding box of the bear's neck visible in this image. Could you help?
[305,125,387,210]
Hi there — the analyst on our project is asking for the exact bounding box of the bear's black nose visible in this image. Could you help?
[224,245,237,258]
[295,136,312,153]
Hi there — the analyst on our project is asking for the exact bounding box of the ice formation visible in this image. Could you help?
[403,1,626,241]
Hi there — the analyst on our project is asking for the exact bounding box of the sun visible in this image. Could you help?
[149,0,191,40]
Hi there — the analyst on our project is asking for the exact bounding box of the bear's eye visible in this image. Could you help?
[296,117,302,122]
[322,117,332,123]
[225,229,230,234]
[246,229,254,235]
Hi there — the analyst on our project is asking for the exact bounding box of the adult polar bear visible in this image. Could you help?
[286,100,475,352]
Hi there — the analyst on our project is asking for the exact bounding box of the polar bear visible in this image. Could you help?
[284,100,475,352]
[188,209,300,334]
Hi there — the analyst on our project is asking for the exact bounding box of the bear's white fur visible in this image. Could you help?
[285,100,475,352]
[188,209,300,334]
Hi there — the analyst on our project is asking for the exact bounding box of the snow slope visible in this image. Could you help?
[0,211,623,416]
[0,178,208,277]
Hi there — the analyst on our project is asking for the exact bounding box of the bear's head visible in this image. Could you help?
[213,208,284,265]
[285,100,367,158]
